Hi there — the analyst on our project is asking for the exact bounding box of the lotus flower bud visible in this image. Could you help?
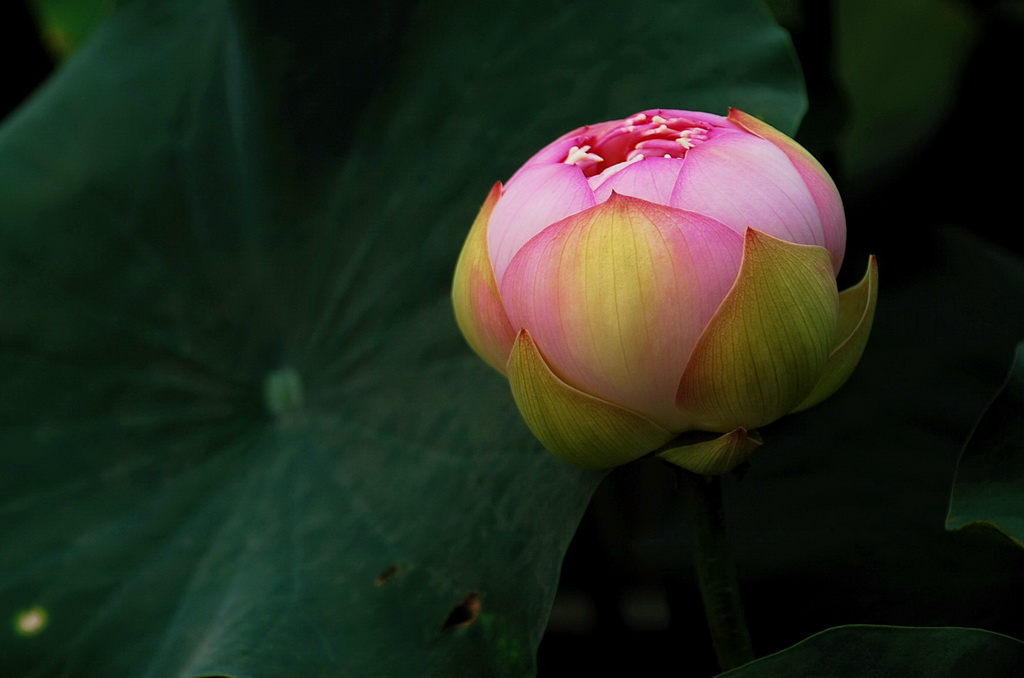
[452,109,877,473]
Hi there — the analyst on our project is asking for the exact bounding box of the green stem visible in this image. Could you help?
[680,471,755,671]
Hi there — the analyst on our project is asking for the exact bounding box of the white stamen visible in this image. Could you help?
[676,129,706,150]
[651,115,667,124]
[563,145,604,166]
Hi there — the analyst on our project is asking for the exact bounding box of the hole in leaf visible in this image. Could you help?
[441,592,481,632]
[374,564,402,586]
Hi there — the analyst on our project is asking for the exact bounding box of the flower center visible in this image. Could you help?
[562,112,712,177]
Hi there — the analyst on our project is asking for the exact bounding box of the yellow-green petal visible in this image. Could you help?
[793,255,879,412]
[451,183,517,374]
[500,194,743,430]
[657,428,763,475]
[507,329,674,468]
[675,229,839,432]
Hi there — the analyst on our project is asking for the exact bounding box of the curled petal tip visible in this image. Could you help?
[793,254,879,412]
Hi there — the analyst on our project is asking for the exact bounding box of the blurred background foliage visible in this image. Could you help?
[2,0,1024,676]
[27,0,118,58]
[769,0,981,197]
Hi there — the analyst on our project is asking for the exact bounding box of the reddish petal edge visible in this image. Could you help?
[451,182,517,374]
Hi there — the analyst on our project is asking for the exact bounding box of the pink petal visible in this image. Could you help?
[506,133,588,184]
[728,109,845,272]
[500,194,744,430]
[487,163,596,286]
[507,119,625,184]
[589,157,684,204]
[669,131,825,252]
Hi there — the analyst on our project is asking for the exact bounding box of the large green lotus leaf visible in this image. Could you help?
[722,625,1024,677]
[946,342,1024,548]
[0,0,804,675]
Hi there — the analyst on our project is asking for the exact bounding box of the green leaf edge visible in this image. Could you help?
[717,624,1024,677]
[945,340,1024,550]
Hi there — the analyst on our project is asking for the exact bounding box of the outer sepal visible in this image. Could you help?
[451,183,517,374]
[793,255,878,412]
[507,329,674,468]
[676,229,839,432]
[657,428,763,475]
